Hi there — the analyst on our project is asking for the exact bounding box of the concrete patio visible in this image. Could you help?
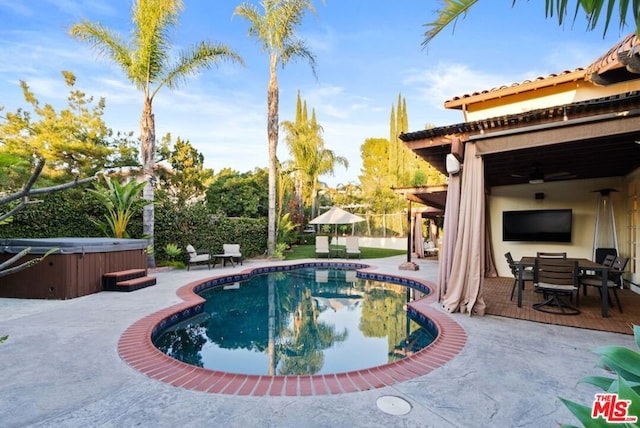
[0,255,635,427]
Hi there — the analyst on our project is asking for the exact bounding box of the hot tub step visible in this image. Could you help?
[113,275,157,292]
[103,268,147,290]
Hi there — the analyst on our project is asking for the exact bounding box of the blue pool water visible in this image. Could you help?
[153,267,436,376]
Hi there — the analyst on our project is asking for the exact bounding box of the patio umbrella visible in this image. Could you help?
[309,206,365,244]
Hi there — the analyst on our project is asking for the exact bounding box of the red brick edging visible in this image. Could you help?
[118,264,467,396]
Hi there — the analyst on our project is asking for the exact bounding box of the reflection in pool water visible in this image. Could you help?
[152,268,436,376]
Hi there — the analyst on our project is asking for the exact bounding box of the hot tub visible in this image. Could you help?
[0,238,148,299]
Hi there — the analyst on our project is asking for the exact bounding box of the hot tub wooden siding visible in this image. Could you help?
[0,239,148,299]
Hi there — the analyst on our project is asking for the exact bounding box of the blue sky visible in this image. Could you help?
[0,1,634,187]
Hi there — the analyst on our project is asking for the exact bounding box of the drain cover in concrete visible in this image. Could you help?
[376,395,412,416]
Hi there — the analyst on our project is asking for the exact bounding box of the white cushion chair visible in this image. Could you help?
[315,236,330,258]
[223,244,243,265]
[345,236,360,259]
[186,245,211,271]
[424,240,439,257]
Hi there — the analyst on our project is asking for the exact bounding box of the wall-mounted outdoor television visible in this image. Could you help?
[502,209,572,242]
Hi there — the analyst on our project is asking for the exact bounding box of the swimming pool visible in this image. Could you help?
[151,267,437,375]
[118,262,467,396]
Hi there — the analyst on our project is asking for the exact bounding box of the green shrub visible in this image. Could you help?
[560,325,640,427]
[2,188,268,265]
[164,243,182,261]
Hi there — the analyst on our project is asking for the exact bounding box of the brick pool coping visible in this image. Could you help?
[118,262,467,396]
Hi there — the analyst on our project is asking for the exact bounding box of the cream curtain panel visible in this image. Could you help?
[484,193,498,278]
[441,143,487,315]
[437,173,460,302]
[413,214,424,258]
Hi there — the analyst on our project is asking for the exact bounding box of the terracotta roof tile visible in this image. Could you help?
[444,69,584,108]
[586,32,639,75]
[445,33,640,107]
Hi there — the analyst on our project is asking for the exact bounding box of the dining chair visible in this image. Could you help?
[532,257,580,315]
[594,247,617,265]
[536,252,567,258]
[579,256,628,313]
[505,252,533,301]
[582,254,616,295]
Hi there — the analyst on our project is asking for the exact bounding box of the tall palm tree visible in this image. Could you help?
[304,110,348,218]
[70,0,242,266]
[283,104,348,220]
[234,0,318,257]
[422,0,640,47]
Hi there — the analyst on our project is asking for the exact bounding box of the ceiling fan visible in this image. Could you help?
[511,163,576,184]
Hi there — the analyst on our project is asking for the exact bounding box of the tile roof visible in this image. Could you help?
[586,32,640,75]
[400,90,640,141]
[444,69,584,108]
[444,33,640,109]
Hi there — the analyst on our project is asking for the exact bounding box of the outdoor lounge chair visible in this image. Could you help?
[424,240,438,257]
[532,257,580,315]
[345,236,360,259]
[223,244,243,266]
[315,236,330,258]
[186,245,211,271]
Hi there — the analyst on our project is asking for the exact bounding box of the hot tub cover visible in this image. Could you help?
[0,238,148,255]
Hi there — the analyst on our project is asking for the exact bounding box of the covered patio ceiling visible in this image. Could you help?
[392,185,447,214]
[400,91,640,189]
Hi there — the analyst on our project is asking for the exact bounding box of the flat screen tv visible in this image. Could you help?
[502,209,572,242]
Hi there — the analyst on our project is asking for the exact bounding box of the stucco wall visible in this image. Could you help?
[331,236,408,250]
[489,176,627,277]
[466,80,640,121]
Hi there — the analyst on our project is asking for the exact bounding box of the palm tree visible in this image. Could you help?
[282,96,348,220]
[422,0,640,47]
[70,0,243,266]
[234,0,318,257]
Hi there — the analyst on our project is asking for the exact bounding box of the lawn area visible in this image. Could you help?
[284,244,406,260]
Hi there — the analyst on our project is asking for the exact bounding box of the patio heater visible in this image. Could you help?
[592,188,619,262]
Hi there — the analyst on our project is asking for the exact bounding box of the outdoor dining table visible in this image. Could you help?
[515,256,612,317]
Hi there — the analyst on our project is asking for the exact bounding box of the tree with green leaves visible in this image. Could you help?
[386,94,445,188]
[0,72,134,277]
[282,93,348,221]
[157,134,214,203]
[233,0,319,257]
[422,0,640,47]
[0,71,136,191]
[70,0,243,266]
[359,137,400,217]
[206,168,269,218]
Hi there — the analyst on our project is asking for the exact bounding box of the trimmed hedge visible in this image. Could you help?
[2,188,268,264]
